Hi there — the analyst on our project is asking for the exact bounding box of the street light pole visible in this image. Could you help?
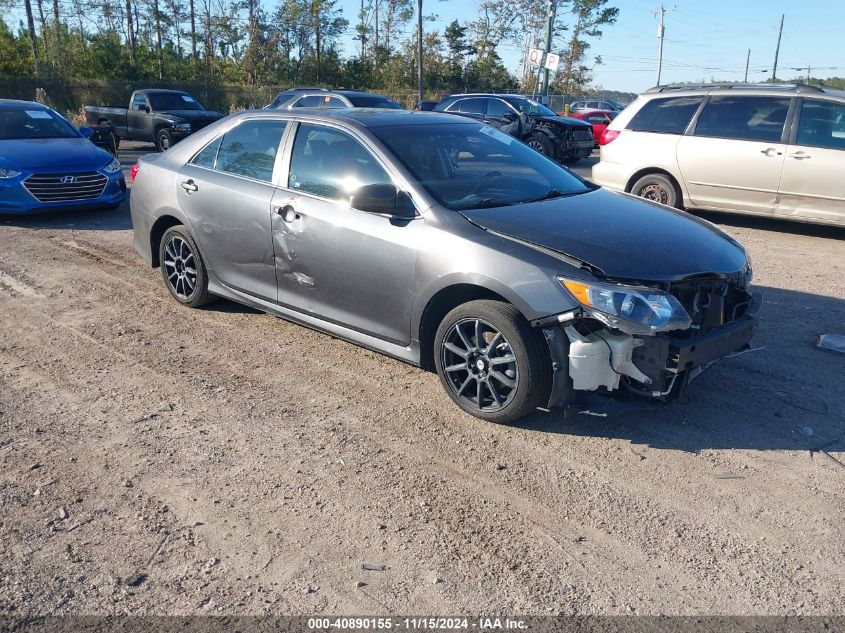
[417,0,424,103]
[540,0,555,97]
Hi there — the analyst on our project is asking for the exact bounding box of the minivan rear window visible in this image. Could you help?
[627,96,703,134]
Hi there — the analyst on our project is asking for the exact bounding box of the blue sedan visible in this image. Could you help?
[0,99,127,215]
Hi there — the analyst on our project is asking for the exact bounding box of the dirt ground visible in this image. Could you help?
[1,169,844,617]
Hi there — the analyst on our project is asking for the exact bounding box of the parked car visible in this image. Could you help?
[267,89,403,110]
[264,87,327,109]
[85,89,224,152]
[568,110,618,146]
[569,99,626,113]
[130,109,758,423]
[0,99,126,215]
[433,93,594,163]
[592,83,845,227]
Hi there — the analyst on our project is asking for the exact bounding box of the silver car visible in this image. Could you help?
[130,109,759,423]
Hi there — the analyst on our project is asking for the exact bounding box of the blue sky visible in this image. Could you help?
[335,0,841,93]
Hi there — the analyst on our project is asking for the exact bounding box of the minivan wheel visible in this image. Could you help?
[159,225,212,307]
[631,173,679,208]
[434,300,551,424]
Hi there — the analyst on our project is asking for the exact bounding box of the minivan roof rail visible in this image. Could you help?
[644,82,824,94]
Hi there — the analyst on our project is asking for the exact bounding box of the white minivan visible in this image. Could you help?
[592,83,845,227]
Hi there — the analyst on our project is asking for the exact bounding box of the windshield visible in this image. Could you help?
[372,122,589,211]
[0,107,79,140]
[348,95,403,109]
[504,97,558,117]
[148,92,204,111]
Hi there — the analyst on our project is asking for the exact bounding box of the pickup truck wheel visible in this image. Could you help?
[156,129,173,152]
[434,300,551,424]
[159,226,212,308]
[631,173,680,208]
[526,133,553,158]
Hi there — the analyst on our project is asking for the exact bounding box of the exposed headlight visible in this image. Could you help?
[173,122,191,131]
[103,158,122,173]
[558,276,692,334]
[0,168,21,179]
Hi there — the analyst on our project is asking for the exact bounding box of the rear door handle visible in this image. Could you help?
[275,205,300,223]
[180,180,198,192]
[788,151,811,160]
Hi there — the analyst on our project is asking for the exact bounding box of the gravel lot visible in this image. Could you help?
[1,142,843,617]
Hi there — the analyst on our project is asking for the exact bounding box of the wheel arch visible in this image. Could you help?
[149,214,184,268]
[417,282,532,372]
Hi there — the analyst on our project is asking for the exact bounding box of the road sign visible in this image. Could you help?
[528,48,544,66]
[544,52,560,71]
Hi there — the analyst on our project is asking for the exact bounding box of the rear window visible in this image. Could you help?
[694,96,790,143]
[627,96,703,134]
[347,95,403,109]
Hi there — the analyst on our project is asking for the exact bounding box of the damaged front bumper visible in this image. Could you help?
[539,292,762,408]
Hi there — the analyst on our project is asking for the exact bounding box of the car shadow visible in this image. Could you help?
[515,284,845,454]
[1,199,133,231]
[203,298,262,315]
[690,210,845,240]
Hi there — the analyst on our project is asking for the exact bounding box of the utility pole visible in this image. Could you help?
[417,0,424,103]
[654,4,674,86]
[540,0,555,97]
[772,14,784,82]
[744,48,750,82]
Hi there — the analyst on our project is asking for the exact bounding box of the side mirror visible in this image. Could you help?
[78,126,94,138]
[350,183,416,219]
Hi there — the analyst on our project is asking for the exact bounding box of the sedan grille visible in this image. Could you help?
[23,172,108,203]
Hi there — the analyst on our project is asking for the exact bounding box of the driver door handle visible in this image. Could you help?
[180,180,198,192]
[760,148,782,157]
[275,205,300,223]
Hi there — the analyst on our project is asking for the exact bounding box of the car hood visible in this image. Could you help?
[0,138,114,172]
[460,188,749,283]
[157,110,223,121]
[532,114,591,128]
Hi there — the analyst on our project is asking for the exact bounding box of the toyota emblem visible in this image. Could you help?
[60,175,77,184]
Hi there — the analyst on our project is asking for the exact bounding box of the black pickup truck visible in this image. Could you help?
[432,93,595,163]
[85,89,224,152]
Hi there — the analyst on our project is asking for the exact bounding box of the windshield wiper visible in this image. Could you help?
[463,198,509,209]
[520,188,574,204]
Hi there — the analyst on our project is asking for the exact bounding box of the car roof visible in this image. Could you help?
[235,108,469,129]
[641,82,845,99]
[442,94,529,100]
[0,99,48,109]
[137,88,189,94]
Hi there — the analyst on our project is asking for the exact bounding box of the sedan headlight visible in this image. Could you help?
[103,158,122,173]
[558,276,692,334]
[173,122,191,131]
[0,168,21,179]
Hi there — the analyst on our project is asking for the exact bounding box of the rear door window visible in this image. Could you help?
[214,119,287,182]
[627,96,703,134]
[795,99,845,150]
[486,99,512,118]
[322,96,348,108]
[292,95,323,108]
[131,93,148,110]
[452,98,486,116]
[694,96,790,142]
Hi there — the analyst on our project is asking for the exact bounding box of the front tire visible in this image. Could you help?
[631,173,680,208]
[157,129,173,152]
[434,300,551,424]
[525,133,553,158]
[159,226,212,307]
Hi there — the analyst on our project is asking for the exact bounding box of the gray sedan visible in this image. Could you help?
[130,109,759,423]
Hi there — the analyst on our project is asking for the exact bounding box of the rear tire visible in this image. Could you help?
[158,225,212,308]
[434,300,551,424]
[631,173,680,208]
